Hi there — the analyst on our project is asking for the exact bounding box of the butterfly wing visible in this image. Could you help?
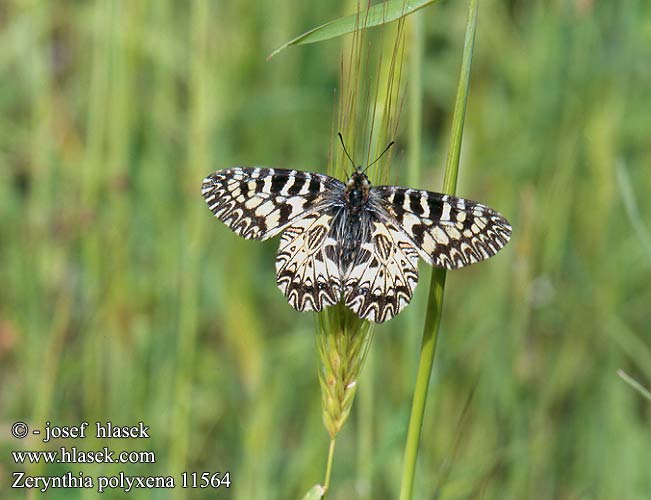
[275,212,341,312]
[343,218,420,323]
[372,186,511,269]
[202,167,343,240]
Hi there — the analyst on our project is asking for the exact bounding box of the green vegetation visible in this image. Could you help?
[1,1,649,499]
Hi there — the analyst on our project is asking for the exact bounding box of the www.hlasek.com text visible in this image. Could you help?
[12,446,155,464]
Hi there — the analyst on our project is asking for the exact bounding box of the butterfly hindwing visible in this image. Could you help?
[201,167,343,240]
[275,212,341,312]
[373,186,512,270]
[343,219,420,323]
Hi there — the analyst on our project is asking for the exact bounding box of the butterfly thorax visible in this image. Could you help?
[331,170,376,275]
[344,169,371,211]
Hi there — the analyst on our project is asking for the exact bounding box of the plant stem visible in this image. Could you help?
[398,269,446,500]
[324,438,337,494]
[399,1,479,499]
[443,0,478,189]
[407,11,423,188]
[617,370,651,402]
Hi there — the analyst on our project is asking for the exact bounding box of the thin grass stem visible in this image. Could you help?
[407,11,423,188]
[617,370,651,402]
[323,438,337,494]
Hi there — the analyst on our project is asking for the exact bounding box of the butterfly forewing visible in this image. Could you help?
[201,167,342,240]
[373,186,512,270]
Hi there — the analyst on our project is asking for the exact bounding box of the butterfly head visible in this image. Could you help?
[337,133,394,208]
[345,169,371,208]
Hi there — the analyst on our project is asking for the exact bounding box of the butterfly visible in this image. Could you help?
[201,141,511,323]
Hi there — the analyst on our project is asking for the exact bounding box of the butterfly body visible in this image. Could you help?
[202,166,511,323]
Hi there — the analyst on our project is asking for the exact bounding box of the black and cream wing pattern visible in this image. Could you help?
[202,166,511,323]
[372,186,511,270]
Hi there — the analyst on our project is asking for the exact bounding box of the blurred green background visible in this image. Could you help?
[1,1,650,499]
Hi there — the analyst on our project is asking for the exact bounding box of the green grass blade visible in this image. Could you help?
[268,0,443,59]
[399,0,479,498]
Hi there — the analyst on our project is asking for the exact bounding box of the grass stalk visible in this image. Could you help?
[407,11,423,188]
[399,1,479,498]
[617,370,651,402]
[323,438,337,493]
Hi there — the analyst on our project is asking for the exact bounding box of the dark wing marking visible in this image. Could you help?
[275,212,341,312]
[373,186,511,269]
[201,167,343,240]
[343,219,420,323]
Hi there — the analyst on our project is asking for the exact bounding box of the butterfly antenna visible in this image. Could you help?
[338,132,356,175]
[362,140,395,174]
